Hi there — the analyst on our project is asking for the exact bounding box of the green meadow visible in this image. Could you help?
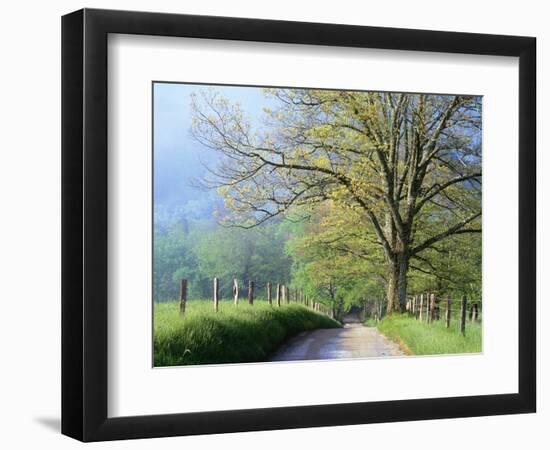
[154,300,340,366]
[372,314,482,355]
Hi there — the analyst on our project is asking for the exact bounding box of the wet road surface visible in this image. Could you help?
[269,314,403,361]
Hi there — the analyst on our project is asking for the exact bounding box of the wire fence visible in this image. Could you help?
[364,293,482,336]
[177,278,333,318]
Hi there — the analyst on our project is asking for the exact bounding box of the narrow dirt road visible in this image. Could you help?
[269,313,403,361]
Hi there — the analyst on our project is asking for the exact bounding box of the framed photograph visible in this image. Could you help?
[61,8,536,441]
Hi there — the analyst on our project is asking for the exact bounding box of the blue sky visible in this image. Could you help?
[153,82,268,214]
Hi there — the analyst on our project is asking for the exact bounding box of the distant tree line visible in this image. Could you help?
[154,207,480,312]
[153,217,292,301]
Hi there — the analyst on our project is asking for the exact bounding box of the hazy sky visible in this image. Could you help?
[153,82,269,213]
[153,84,481,220]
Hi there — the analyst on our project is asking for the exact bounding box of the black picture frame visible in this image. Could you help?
[61,8,536,442]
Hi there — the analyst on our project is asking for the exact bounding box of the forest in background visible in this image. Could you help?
[154,205,481,310]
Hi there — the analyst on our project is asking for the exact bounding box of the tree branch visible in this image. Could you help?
[411,212,481,255]
[414,172,482,214]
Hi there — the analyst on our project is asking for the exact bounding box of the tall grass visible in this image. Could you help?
[375,314,482,355]
[154,300,340,366]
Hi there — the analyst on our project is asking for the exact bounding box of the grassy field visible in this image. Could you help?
[154,300,340,366]
[372,314,482,355]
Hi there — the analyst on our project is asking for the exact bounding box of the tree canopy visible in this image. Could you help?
[190,88,482,312]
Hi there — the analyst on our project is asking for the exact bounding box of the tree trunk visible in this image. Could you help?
[396,253,408,311]
[386,264,398,313]
[386,252,409,313]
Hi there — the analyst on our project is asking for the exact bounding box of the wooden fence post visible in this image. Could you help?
[267,282,272,306]
[472,302,478,322]
[179,279,187,315]
[419,294,424,321]
[428,293,436,323]
[426,294,430,323]
[425,293,430,322]
[276,283,281,307]
[233,279,239,306]
[248,281,254,305]
[282,285,287,304]
[460,295,467,335]
[213,277,219,312]
[445,297,451,328]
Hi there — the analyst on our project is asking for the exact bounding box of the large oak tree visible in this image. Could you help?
[191,88,481,312]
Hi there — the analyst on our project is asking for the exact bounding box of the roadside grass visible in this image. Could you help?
[154,300,341,366]
[363,317,378,327]
[375,314,482,355]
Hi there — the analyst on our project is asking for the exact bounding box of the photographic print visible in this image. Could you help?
[61,11,535,440]
[153,83,482,367]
